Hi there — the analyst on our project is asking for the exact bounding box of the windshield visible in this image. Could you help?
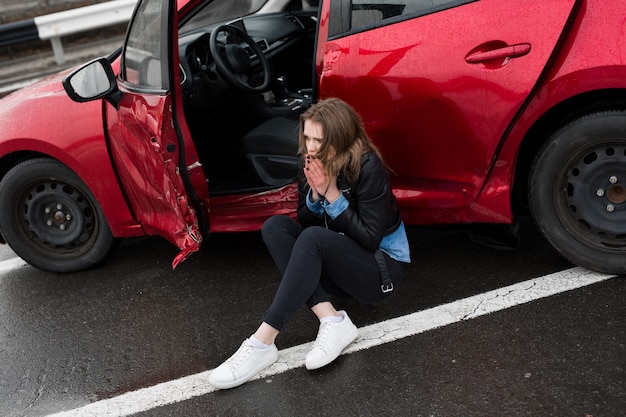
[181,0,269,33]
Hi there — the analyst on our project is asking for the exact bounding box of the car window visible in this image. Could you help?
[329,0,474,37]
[123,0,167,89]
[181,0,319,34]
[181,0,268,33]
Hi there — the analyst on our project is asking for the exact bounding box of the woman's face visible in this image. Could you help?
[303,119,324,157]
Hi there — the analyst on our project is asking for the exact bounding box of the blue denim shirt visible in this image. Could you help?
[306,189,411,263]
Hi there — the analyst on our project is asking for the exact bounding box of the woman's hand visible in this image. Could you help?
[305,156,339,201]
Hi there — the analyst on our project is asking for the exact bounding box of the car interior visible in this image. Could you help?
[178,1,320,196]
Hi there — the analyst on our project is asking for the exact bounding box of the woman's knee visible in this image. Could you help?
[262,215,300,243]
[295,226,330,248]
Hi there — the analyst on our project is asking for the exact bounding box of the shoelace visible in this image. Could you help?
[225,343,253,371]
[312,322,333,351]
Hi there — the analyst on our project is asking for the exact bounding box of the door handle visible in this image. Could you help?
[465,43,531,64]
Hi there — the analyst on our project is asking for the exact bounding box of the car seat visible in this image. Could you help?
[241,116,300,186]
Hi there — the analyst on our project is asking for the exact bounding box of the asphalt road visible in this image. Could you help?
[1,4,624,415]
[0,222,624,417]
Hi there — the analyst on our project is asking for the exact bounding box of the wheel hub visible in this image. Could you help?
[606,183,626,204]
[565,144,626,241]
[23,182,89,248]
[46,204,73,230]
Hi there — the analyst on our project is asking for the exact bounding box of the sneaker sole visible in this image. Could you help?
[209,350,279,389]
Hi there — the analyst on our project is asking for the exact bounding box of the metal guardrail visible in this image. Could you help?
[0,0,136,65]
[0,20,39,47]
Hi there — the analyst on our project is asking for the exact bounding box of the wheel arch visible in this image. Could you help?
[0,151,37,179]
[0,152,43,244]
[511,88,626,216]
[0,150,142,239]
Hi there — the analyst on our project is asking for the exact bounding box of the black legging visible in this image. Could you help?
[261,215,403,331]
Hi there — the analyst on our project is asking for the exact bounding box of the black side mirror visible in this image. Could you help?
[63,57,121,107]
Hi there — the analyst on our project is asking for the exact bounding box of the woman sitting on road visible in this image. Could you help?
[208,97,411,389]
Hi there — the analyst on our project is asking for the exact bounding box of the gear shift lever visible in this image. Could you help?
[273,75,311,111]
[275,76,290,96]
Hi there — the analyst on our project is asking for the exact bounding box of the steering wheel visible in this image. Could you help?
[209,24,271,93]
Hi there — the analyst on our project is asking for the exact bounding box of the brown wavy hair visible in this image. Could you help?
[298,98,384,183]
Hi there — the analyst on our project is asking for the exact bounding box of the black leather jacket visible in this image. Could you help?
[297,152,401,252]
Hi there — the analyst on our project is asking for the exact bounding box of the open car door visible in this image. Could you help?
[104,0,209,268]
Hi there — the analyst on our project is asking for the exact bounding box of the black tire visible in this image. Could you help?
[0,158,118,273]
[529,111,626,275]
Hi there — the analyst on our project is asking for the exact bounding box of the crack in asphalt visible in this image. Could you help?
[460,281,538,321]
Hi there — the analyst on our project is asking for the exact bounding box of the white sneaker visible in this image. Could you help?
[305,310,358,370]
[208,339,278,389]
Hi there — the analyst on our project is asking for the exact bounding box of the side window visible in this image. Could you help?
[123,0,167,89]
[329,0,473,36]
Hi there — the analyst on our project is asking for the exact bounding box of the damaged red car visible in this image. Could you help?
[0,0,625,274]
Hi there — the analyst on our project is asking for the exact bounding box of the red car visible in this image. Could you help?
[0,0,624,274]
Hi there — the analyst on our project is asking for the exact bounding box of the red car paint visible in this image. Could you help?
[1,0,625,273]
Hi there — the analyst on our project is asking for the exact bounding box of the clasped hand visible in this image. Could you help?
[305,155,339,202]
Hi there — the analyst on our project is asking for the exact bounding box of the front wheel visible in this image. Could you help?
[0,158,118,273]
[529,111,626,275]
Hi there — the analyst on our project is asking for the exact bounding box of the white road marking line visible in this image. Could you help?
[46,267,615,417]
[0,257,27,273]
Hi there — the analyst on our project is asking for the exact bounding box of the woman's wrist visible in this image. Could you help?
[316,184,331,200]
[323,188,341,203]
[309,188,322,202]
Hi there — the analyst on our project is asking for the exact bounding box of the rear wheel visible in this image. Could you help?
[0,158,118,272]
[529,111,626,275]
